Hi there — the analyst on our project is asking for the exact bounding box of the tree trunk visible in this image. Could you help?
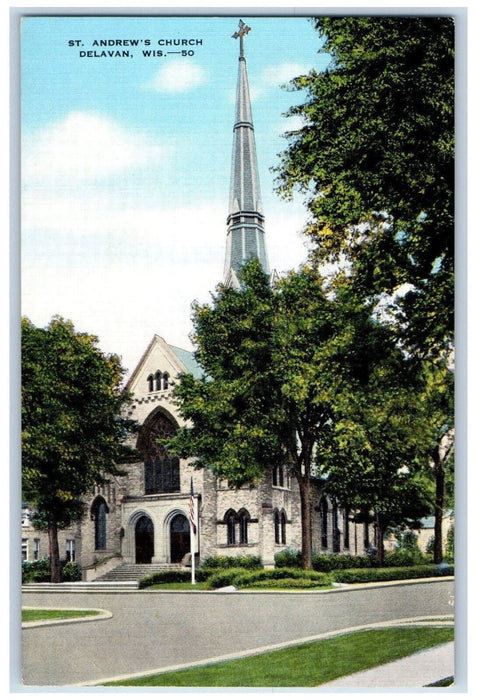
[297,476,313,570]
[48,522,61,583]
[434,457,445,565]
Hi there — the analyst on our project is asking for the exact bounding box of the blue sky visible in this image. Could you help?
[21,15,326,376]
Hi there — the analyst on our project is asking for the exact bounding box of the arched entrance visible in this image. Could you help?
[170,513,190,563]
[135,515,154,564]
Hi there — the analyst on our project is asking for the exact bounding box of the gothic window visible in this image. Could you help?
[147,374,154,392]
[91,496,109,550]
[272,465,285,487]
[226,509,237,545]
[163,372,169,390]
[155,371,162,391]
[137,412,180,494]
[274,509,280,544]
[320,498,328,549]
[274,509,287,544]
[238,509,250,544]
[281,511,287,545]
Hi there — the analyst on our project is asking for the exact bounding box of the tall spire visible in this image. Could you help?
[224,20,269,288]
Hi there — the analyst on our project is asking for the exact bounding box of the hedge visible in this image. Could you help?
[206,567,331,589]
[332,564,454,584]
[199,555,262,570]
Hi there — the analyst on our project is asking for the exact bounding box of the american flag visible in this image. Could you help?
[189,478,196,534]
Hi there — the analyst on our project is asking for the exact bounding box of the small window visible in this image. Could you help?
[155,371,162,391]
[33,538,40,560]
[163,372,169,390]
[227,512,236,545]
[272,466,285,487]
[147,374,154,392]
[22,539,28,562]
[66,539,76,562]
[281,511,287,545]
[238,509,250,544]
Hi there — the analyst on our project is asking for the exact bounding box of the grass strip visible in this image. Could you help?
[104,626,453,687]
[22,609,100,622]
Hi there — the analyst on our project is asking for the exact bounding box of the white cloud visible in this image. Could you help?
[22,112,169,183]
[146,61,207,93]
[261,62,311,87]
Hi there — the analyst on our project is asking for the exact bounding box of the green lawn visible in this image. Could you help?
[104,626,453,687]
[22,609,100,622]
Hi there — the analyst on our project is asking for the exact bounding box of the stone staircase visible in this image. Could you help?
[96,562,184,582]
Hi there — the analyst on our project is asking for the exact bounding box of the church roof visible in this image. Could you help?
[169,345,203,379]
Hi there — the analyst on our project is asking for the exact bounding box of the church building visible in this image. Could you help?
[22,22,369,580]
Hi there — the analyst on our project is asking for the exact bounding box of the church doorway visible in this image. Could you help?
[170,513,190,563]
[135,515,154,564]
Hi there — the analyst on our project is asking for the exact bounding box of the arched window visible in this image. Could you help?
[137,412,180,494]
[281,510,287,545]
[274,509,287,545]
[320,498,328,549]
[225,509,237,545]
[274,509,280,544]
[163,372,169,390]
[238,509,250,545]
[147,374,154,392]
[272,466,285,487]
[91,496,109,551]
[155,371,162,391]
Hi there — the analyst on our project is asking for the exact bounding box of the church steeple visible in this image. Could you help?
[224,20,269,288]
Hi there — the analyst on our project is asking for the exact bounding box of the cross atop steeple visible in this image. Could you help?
[232,19,251,59]
[224,20,269,288]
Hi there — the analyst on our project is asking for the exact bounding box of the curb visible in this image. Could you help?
[22,607,113,629]
[72,615,454,687]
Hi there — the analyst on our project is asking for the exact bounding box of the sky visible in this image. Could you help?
[20,14,327,377]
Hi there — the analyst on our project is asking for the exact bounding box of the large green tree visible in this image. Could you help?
[21,316,136,582]
[169,261,429,568]
[275,16,454,361]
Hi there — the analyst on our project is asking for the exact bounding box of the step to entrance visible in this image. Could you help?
[95,563,184,582]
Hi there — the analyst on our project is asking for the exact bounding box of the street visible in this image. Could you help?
[20,579,454,687]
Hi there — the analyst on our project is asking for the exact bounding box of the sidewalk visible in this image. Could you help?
[319,642,454,688]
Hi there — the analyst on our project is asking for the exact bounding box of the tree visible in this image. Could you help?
[275,16,454,361]
[169,260,423,569]
[319,345,435,565]
[419,363,454,564]
[21,316,136,582]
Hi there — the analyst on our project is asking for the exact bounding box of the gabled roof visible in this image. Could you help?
[125,334,203,392]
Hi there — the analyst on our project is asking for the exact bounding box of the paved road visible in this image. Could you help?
[20,579,454,687]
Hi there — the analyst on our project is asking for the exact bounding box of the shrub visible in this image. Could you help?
[275,549,302,569]
[199,555,261,570]
[22,557,51,583]
[240,577,330,590]
[61,561,82,582]
[426,536,435,555]
[139,570,194,588]
[445,525,454,561]
[311,553,374,572]
[384,548,425,567]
